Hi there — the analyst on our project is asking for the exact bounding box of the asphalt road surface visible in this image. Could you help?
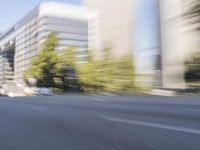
[0,95,200,150]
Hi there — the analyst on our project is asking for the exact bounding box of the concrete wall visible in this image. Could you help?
[160,0,200,89]
[83,0,136,59]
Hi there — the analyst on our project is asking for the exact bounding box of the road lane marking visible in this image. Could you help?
[189,109,200,113]
[91,97,105,102]
[100,115,200,135]
[25,105,46,111]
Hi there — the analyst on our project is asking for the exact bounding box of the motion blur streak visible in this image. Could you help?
[84,0,200,94]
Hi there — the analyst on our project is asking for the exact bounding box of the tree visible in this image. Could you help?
[108,55,135,92]
[24,32,59,87]
[56,47,79,90]
[78,49,135,94]
[77,51,101,93]
[24,33,136,94]
[96,54,135,93]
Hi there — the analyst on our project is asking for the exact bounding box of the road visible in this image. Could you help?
[0,95,200,150]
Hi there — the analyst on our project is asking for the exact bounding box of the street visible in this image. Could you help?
[0,95,200,150]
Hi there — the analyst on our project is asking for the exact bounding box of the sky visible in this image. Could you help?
[0,0,81,33]
[135,0,159,52]
[134,0,160,72]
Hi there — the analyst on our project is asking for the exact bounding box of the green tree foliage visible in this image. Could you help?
[108,56,135,92]
[24,33,80,90]
[77,51,101,93]
[78,49,135,94]
[57,47,77,73]
[24,32,135,94]
[56,47,79,90]
[24,32,59,87]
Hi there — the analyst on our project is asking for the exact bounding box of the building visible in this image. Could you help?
[83,0,136,59]
[160,0,200,89]
[83,0,162,88]
[0,1,92,84]
[84,0,200,90]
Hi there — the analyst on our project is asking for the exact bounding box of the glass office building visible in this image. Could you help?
[0,2,92,84]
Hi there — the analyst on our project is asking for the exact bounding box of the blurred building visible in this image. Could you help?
[84,0,200,90]
[83,0,136,59]
[134,0,200,89]
[0,1,92,84]
[160,0,200,89]
[83,0,162,88]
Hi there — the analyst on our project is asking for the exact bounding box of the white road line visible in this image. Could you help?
[91,97,105,102]
[100,115,200,135]
[189,109,200,113]
[25,105,46,111]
